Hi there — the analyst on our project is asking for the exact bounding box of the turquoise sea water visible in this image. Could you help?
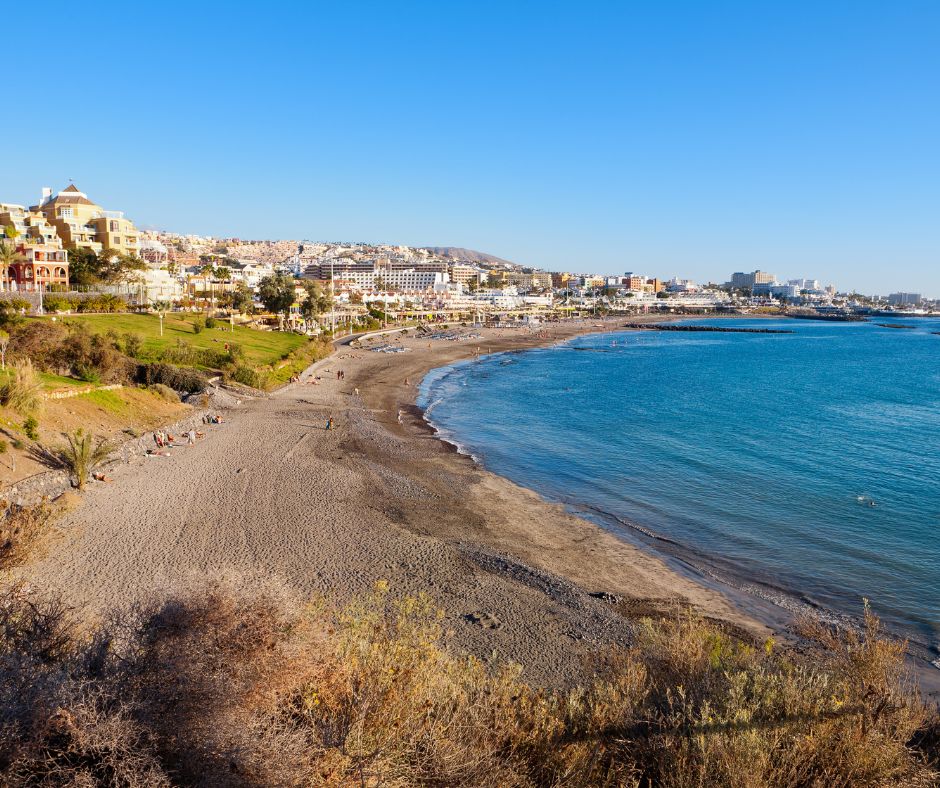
[418,318,940,655]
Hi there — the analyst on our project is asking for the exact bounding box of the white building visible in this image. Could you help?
[230,262,275,289]
[753,282,800,299]
[788,278,821,292]
[129,268,184,303]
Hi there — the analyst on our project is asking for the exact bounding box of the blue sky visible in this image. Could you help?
[5,1,939,295]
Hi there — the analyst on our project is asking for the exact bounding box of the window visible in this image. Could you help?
[110,220,119,231]
[114,237,121,245]
[60,207,73,218]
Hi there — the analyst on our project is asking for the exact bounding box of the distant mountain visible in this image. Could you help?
[423,247,518,268]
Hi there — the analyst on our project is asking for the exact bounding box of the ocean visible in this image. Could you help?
[418,318,940,658]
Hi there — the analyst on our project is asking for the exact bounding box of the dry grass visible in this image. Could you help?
[0,580,935,787]
[0,359,42,416]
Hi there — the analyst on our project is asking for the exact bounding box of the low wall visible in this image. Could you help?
[0,408,213,507]
[42,383,123,401]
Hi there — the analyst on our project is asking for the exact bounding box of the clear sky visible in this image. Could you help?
[5,1,939,295]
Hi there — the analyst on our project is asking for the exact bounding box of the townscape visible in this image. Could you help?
[2,185,935,334]
[3,0,940,782]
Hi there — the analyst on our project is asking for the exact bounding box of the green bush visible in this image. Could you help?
[122,332,143,358]
[75,364,101,384]
[205,316,217,329]
[0,297,31,314]
[76,294,127,313]
[54,325,134,384]
[192,317,205,334]
[136,362,208,393]
[23,416,39,441]
[159,341,229,369]
[0,439,7,453]
[229,364,268,389]
[42,295,76,313]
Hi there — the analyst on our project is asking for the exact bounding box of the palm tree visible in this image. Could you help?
[199,263,216,311]
[0,242,17,292]
[55,429,111,490]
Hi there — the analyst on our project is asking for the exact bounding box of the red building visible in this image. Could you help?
[6,242,69,291]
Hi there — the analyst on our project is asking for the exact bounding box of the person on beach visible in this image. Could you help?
[326,417,334,431]
[187,429,196,446]
[353,387,360,396]
[397,409,403,424]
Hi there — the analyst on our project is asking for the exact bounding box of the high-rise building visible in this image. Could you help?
[731,270,776,289]
[888,292,922,306]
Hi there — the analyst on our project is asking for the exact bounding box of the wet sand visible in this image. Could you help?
[21,317,772,685]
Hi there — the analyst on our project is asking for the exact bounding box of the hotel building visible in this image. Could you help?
[32,185,141,258]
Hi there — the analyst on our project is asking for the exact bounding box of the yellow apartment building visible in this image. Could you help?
[33,185,140,258]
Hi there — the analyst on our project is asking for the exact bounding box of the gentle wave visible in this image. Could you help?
[418,318,940,660]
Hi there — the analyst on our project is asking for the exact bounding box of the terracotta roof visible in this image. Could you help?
[62,184,82,193]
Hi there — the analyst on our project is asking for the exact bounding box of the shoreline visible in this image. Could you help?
[409,318,940,695]
[16,313,939,694]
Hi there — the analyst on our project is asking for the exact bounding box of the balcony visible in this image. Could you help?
[94,210,125,220]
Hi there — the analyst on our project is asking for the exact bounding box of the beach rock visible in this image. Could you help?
[466,611,503,630]
[589,591,622,604]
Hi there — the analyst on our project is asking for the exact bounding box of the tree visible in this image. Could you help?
[112,254,146,283]
[230,282,254,314]
[67,248,102,286]
[54,429,111,490]
[4,224,19,240]
[257,273,297,319]
[0,243,16,290]
[301,280,330,321]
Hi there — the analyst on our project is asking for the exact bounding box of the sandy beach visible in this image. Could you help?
[22,316,771,686]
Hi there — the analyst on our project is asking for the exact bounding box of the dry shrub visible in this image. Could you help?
[0,581,935,787]
[0,502,57,570]
[613,608,936,787]
[0,584,168,786]
[149,383,181,403]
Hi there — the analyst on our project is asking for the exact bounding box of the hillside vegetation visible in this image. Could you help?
[50,313,307,368]
[0,310,329,484]
[0,577,935,786]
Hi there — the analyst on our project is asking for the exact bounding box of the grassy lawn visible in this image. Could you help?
[0,369,90,392]
[42,313,308,367]
[38,372,90,390]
